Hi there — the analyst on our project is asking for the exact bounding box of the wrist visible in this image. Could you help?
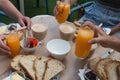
[17,14,24,21]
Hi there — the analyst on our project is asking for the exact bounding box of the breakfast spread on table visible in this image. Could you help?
[0,17,120,80]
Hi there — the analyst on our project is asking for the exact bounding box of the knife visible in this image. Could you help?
[101,49,114,58]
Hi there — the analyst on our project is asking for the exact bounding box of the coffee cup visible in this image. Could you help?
[59,22,75,41]
[31,24,48,42]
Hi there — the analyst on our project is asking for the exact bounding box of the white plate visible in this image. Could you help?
[0,23,21,35]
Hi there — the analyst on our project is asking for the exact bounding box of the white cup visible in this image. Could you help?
[47,39,71,60]
[59,22,75,41]
[31,24,48,42]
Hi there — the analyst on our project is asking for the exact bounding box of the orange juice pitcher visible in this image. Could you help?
[6,33,20,58]
[75,27,94,58]
[56,2,70,23]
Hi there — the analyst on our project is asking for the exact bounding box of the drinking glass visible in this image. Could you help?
[56,2,70,23]
[75,27,94,59]
[6,33,20,58]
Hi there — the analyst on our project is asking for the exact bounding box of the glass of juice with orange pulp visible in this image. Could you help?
[6,33,20,58]
[56,2,70,23]
[75,27,94,59]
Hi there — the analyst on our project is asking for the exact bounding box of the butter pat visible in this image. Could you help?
[3,73,25,80]
[0,27,6,34]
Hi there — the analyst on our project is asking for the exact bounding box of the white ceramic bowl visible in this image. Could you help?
[20,38,39,53]
[47,39,71,60]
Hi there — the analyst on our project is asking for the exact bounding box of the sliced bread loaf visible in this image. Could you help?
[43,59,65,80]
[10,55,24,72]
[88,57,101,73]
[34,56,51,80]
[19,55,36,80]
[96,58,112,80]
[105,60,120,80]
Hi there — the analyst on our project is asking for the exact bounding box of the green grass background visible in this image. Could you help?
[2,0,88,24]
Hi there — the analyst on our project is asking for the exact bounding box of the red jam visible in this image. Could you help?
[28,38,38,48]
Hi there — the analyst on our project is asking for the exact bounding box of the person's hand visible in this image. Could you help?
[0,35,11,55]
[54,1,70,17]
[54,1,61,18]
[82,21,118,48]
[18,16,32,29]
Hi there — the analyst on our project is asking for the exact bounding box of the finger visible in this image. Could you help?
[0,35,6,40]
[82,21,96,30]
[56,1,61,5]
[94,25,107,36]
[54,6,58,17]
[0,47,11,55]
[25,17,32,29]
[83,21,106,36]
[54,1,60,17]
[17,26,26,31]
[0,40,10,51]
[88,38,101,44]
[19,19,25,27]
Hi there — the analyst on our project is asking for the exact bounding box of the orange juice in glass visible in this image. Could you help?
[56,2,70,23]
[6,33,20,58]
[75,27,94,58]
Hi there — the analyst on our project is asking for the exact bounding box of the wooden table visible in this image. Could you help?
[0,15,111,80]
[31,15,111,80]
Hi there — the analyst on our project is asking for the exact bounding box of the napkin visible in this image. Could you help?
[78,69,85,80]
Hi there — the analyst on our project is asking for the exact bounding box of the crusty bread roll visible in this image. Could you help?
[88,57,101,73]
[96,58,112,80]
[105,60,120,80]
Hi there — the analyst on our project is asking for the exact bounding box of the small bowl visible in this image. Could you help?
[20,37,39,53]
[47,39,71,60]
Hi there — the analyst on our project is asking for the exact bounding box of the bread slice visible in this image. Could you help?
[105,60,120,80]
[117,64,120,79]
[19,55,36,80]
[73,20,81,27]
[11,55,24,72]
[88,57,101,73]
[96,58,112,80]
[43,59,65,80]
[34,56,51,80]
